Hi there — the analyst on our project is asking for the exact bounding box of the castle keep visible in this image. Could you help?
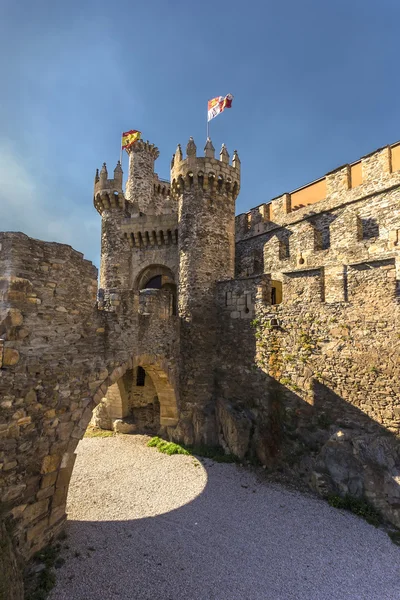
[0,136,399,577]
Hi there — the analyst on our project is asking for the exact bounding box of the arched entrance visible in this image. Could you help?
[91,356,179,433]
[135,264,177,316]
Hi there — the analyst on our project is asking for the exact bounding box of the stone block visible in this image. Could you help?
[40,472,58,489]
[52,486,68,507]
[22,499,49,524]
[49,505,66,527]
[112,419,136,434]
[2,348,20,366]
[40,454,61,474]
[26,517,49,543]
[36,485,55,500]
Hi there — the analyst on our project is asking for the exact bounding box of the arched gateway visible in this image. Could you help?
[92,355,179,432]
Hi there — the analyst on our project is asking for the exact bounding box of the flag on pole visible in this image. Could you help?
[122,129,141,150]
[207,94,233,122]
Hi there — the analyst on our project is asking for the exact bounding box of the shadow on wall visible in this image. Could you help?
[216,345,400,529]
[215,272,400,529]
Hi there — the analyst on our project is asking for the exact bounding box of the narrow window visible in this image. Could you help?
[136,366,146,386]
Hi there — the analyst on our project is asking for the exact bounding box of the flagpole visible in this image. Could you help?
[207,112,209,140]
[119,132,123,166]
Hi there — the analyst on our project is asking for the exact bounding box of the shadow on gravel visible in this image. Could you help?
[50,457,400,600]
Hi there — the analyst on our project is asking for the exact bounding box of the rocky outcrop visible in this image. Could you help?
[309,429,400,527]
[91,401,112,430]
[112,419,137,434]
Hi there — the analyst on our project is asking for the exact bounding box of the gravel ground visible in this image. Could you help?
[49,435,400,600]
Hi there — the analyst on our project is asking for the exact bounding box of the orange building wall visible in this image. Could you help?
[350,162,362,187]
[291,178,327,210]
[391,144,400,172]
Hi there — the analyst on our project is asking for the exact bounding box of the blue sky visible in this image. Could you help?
[1,0,399,267]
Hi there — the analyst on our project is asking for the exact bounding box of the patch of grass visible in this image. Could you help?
[187,445,238,463]
[147,437,189,456]
[327,494,382,527]
[147,438,238,462]
[84,426,114,438]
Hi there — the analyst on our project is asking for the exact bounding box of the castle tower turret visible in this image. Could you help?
[125,140,160,213]
[171,137,241,444]
[93,161,131,290]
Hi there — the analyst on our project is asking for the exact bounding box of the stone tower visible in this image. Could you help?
[94,160,131,289]
[171,137,241,443]
[94,138,177,296]
[125,139,160,213]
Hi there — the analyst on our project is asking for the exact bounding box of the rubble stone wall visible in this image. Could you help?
[216,145,400,526]
[0,233,179,566]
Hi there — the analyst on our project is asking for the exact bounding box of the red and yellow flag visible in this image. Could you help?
[207,94,233,122]
[122,129,141,150]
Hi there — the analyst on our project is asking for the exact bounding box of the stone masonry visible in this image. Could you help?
[0,136,399,594]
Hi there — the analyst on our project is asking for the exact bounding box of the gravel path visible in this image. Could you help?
[49,435,400,600]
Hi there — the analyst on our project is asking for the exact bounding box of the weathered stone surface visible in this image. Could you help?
[91,401,112,430]
[216,399,252,459]
[112,419,136,434]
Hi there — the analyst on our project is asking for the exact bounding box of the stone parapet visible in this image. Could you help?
[171,138,240,201]
[121,213,178,248]
[236,142,400,241]
[94,162,125,215]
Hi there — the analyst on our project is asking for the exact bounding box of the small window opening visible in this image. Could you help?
[144,275,162,289]
[136,366,146,386]
[271,280,282,305]
[244,293,250,313]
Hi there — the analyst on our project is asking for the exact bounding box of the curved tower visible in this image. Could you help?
[125,139,160,213]
[171,137,241,443]
[94,161,131,290]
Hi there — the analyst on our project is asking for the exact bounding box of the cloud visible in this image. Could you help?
[0,141,100,267]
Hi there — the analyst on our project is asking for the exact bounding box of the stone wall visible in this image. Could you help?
[0,232,179,569]
[215,144,400,527]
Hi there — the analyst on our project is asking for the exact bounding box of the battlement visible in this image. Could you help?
[236,141,400,240]
[94,161,125,215]
[170,137,241,200]
[153,175,171,199]
[121,213,178,248]
[126,139,160,160]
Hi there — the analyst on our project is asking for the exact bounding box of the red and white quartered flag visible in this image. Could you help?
[207,94,233,122]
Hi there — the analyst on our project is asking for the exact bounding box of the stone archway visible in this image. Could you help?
[135,264,175,292]
[133,355,178,427]
[18,356,179,556]
[90,356,178,433]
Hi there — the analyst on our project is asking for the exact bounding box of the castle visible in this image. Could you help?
[0,135,399,588]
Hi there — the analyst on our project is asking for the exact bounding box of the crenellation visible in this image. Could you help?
[270,193,291,222]
[361,145,392,181]
[171,137,240,200]
[325,164,350,197]
[236,140,400,242]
